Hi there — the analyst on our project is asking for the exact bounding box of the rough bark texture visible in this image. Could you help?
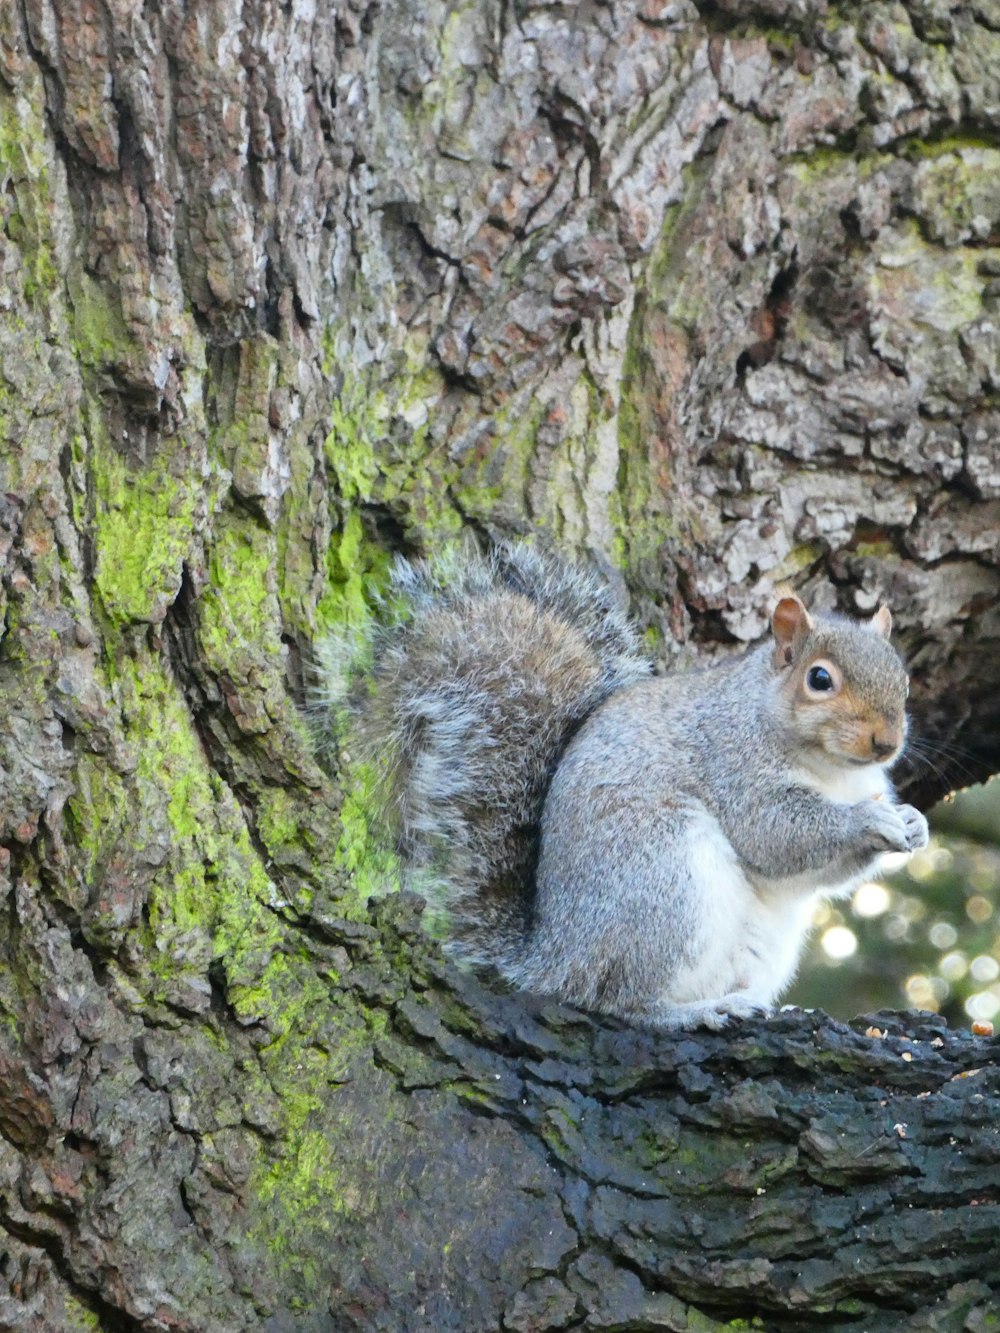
[0,0,999,1328]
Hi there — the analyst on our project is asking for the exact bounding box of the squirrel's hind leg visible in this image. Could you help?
[641,992,773,1032]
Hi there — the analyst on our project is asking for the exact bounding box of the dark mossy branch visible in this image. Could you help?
[293,897,1000,1329]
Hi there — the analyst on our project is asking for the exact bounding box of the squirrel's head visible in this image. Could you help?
[770,595,909,768]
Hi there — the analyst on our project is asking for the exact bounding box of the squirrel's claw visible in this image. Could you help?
[645,992,772,1032]
[898,804,929,852]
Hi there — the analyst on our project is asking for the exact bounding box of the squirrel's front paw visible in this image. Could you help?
[897,803,929,852]
[860,801,914,854]
[860,800,929,855]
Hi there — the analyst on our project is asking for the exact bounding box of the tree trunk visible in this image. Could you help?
[1,0,999,1328]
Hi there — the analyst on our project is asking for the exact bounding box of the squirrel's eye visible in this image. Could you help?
[806,665,833,692]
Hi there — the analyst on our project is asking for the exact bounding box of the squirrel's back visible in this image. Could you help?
[342,543,651,967]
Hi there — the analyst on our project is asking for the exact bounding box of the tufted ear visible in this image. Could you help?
[770,595,813,666]
[771,595,812,645]
[872,605,892,639]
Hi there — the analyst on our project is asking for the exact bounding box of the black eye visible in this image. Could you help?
[807,665,833,692]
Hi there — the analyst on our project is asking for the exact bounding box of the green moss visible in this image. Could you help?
[255,787,302,858]
[110,653,258,978]
[316,508,393,639]
[646,154,715,323]
[220,337,280,498]
[902,132,1000,162]
[396,358,445,429]
[334,760,401,916]
[239,960,377,1278]
[90,413,199,626]
[361,1004,389,1039]
[199,514,283,678]
[56,333,402,1314]
[256,1125,344,1279]
[610,317,682,570]
[256,1126,340,1224]
[769,542,824,582]
[871,219,985,330]
[910,147,1000,247]
[276,415,328,637]
[244,957,386,1276]
[852,540,896,560]
[317,350,468,634]
[0,80,58,307]
[323,354,465,537]
[69,272,141,372]
[109,647,370,1254]
[318,372,399,634]
[327,388,386,501]
[64,753,130,892]
[60,1296,102,1332]
[86,643,282,1009]
[90,574,382,1278]
[452,394,545,523]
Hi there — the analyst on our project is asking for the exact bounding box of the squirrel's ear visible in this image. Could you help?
[771,596,813,666]
[872,605,892,639]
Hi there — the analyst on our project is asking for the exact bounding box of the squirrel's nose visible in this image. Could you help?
[871,735,897,760]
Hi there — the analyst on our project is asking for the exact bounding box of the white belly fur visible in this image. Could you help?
[793,759,890,805]
[663,809,816,1009]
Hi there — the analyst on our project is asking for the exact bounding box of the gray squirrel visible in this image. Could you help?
[331,542,928,1029]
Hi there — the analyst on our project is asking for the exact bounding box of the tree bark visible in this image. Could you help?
[0,0,999,1328]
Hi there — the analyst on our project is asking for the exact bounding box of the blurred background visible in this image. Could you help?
[791,779,1000,1026]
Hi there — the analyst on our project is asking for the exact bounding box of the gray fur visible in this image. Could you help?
[521,638,920,1022]
[325,543,928,1030]
[329,542,651,967]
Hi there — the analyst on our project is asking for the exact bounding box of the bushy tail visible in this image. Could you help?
[322,543,651,971]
